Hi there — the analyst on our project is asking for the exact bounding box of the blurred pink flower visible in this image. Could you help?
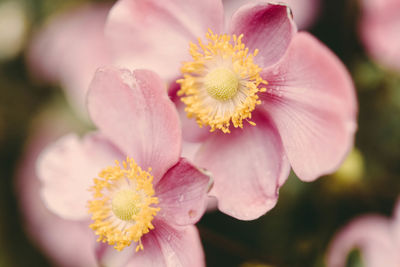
[106,0,357,220]
[36,68,209,266]
[326,199,400,267]
[16,109,98,267]
[359,0,400,71]
[27,3,112,116]
[223,0,321,29]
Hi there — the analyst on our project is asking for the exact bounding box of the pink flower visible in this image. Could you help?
[27,3,112,116]
[359,0,400,71]
[326,199,400,267]
[106,1,357,220]
[16,109,99,267]
[28,0,323,117]
[37,68,210,266]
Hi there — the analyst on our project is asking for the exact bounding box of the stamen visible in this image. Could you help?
[177,29,268,133]
[88,157,159,251]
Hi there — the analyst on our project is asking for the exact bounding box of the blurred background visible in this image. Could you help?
[0,0,399,266]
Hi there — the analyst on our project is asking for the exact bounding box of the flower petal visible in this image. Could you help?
[223,0,320,29]
[194,114,290,220]
[27,4,111,116]
[95,243,133,267]
[16,117,98,267]
[181,141,202,163]
[87,68,182,183]
[126,222,204,267]
[169,79,209,143]
[37,132,123,220]
[392,198,400,249]
[259,32,357,181]
[105,0,224,82]
[155,158,211,226]
[282,0,320,29]
[326,215,400,267]
[175,99,210,143]
[229,2,297,68]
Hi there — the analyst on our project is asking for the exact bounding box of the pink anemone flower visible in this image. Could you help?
[359,0,400,71]
[326,199,400,267]
[37,68,210,266]
[106,0,357,220]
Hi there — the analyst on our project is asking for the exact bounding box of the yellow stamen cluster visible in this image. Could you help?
[177,29,268,133]
[88,157,160,252]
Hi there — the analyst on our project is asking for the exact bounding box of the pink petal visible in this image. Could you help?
[105,0,224,82]
[259,32,357,181]
[16,117,98,267]
[282,0,320,29]
[181,141,203,164]
[229,2,297,69]
[206,196,219,212]
[87,68,182,183]
[326,215,400,267]
[95,243,133,267]
[27,4,111,116]
[127,221,205,267]
[175,99,210,143]
[37,132,123,220]
[194,114,291,220]
[155,158,211,226]
[223,0,320,29]
[359,0,400,71]
[392,198,400,249]
[169,79,207,143]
